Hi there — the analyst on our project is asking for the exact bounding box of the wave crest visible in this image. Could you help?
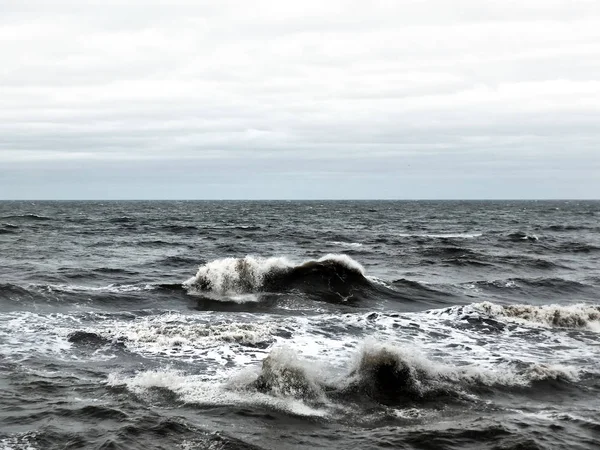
[344,342,451,402]
[251,347,324,400]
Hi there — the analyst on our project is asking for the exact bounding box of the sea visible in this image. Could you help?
[0,200,599,450]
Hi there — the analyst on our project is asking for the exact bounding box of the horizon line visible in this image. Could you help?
[1,198,599,202]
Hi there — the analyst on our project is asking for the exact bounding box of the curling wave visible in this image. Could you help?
[182,254,462,309]
[184,254,373,303]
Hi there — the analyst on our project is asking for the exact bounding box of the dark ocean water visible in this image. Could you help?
[1,200,599,450]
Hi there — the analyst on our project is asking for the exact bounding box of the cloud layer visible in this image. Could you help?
[1,0,599,199]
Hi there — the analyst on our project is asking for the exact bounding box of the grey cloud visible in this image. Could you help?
[1,0,599,198]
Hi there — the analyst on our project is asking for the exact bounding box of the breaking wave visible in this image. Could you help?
[184,254,374,303]
[182,254,458,308]
[247,347,325,401]
[111,340,580,418]
[338,342,578,402]
[229,341,580,408]
[473,302,600,331]
[434,302,600,331]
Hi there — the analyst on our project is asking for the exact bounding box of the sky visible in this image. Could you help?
[1,0,599,199]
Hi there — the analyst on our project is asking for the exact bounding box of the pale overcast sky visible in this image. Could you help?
[1,0,599,199]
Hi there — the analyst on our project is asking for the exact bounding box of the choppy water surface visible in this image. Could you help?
[1,200,599,449]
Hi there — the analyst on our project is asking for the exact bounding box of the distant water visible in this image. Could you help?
[1,200,599,450]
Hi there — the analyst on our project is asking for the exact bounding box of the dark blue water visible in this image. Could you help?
[1,201,599,449]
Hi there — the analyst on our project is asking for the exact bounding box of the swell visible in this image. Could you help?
[493,255,566,270]
[556,242,600,253]
[0,282,188,309]
[545,224,596,232]
[0,214,52,221]
[56,267,141,281]
[437,254,567,270]
[108,216,136,224]
[160,224,199,233]
[0,416,259,450]
[390,279,458,307]
[0,223,19,234]
[0,283,42,302]
[420,245,481,259]
[421,247,571,270]
[381,422,548,450]
[158,255,203,268]
[466,277,597,300]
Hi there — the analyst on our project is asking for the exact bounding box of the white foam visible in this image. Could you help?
[228,345,328,400]
[366,276,392,288]
[345,339,574,390]
[391,407,427,419]
[106,337,584,418]
[89,313,281,366]
[332,309,596,379]
[397,233,483,239]
[193,292,261,304]
[2,301,597,418]
[44,283,152,294]
[472,302,600,331]
[0,434,38,450]
[0,312,75,360]
[184,255,293,294]
[329,241,364,248]
[107,368,329,417]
